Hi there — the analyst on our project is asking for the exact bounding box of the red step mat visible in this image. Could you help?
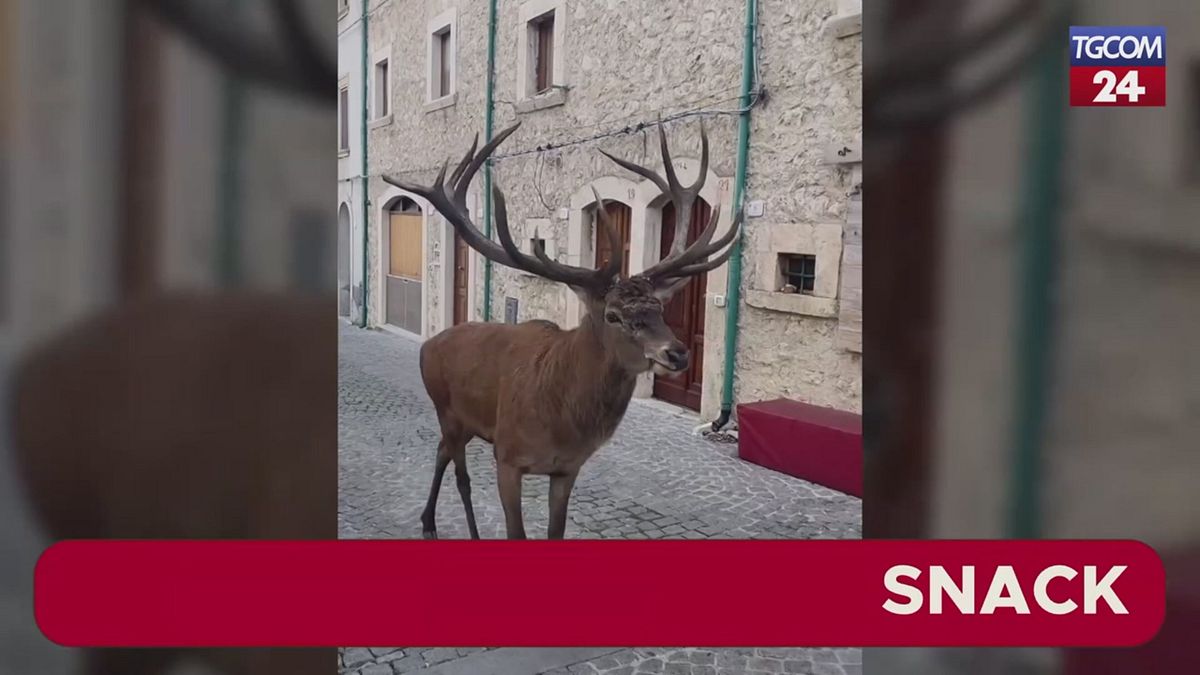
[738,398,862,497]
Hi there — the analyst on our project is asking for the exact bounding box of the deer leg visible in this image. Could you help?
[496,462,527,539]
[547,471,579,540]
[420,441,453,539]
[450,442,480,539]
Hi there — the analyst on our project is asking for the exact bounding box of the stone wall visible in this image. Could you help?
[366,0,861,416]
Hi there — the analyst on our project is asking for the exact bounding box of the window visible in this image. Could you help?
[515,0,566,111]
[827,0,862,38]
[516,219,555,273]
[438,31,451,97]
[532,12,555,94]
[374,58,389,118]
[432,26,452,99]
[780,254,816,294]
[338,83,349,153]
[426,9,456,107]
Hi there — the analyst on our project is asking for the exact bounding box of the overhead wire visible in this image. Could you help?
[378,6,810,178]
[491,88,764,161]
[380,87,764,177]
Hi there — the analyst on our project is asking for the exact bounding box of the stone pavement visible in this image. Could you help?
[339,647,861,675]
[338,324,862,674]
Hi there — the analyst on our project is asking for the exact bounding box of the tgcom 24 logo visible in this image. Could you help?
[1069,26,1166,107]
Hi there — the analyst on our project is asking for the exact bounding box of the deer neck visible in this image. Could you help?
[555,312,640,440]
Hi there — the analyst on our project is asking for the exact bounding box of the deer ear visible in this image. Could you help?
[652,277,690,301]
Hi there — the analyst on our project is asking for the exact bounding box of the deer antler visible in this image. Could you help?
[600,121,741,291]
[383,123,623,290]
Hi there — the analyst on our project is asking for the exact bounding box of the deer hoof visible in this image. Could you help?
[422,530,438,540]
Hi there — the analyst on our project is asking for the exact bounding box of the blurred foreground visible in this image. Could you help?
[867,0,1199,673]
[2,1,337,673]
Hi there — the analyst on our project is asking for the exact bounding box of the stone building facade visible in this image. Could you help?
[359,0,862,419]
[339,0,369,322]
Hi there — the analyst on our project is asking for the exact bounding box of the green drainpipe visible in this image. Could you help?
[481,0,499,321]
[359,0,370,328]
[1007,27,1067,539]
[712,0,756,431]
[215,1,243,284]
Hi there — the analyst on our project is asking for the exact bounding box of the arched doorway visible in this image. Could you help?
[337,203,351,317]
[653,199,711,411]
[593,200,632,278]
[385,197,423,334]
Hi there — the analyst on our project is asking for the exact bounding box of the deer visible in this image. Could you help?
[383,121,742,539]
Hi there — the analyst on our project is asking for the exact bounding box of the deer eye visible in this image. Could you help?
[605,312,621,324]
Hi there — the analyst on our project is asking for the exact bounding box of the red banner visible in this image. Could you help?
[35,540,1164,647]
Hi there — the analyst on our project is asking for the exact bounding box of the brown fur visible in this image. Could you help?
[419,277,684,539]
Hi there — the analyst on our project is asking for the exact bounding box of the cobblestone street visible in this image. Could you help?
[339,647,862,675]
[339,324,861,674]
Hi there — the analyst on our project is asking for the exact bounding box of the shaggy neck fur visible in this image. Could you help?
[543,306,641,443]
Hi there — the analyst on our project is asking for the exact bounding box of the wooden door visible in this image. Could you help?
[593,201,631,278]
[386,211,423,333]
[653,200,710,411]
[452,232,469,325]
[388,213,423,279]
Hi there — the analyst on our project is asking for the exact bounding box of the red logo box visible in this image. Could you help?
[1070,66,1166,107]
[1069,26,1166,107]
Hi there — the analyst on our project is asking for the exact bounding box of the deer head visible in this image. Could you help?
[382,121,741,376]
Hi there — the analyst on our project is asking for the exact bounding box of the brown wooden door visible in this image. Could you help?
[593,201,631,278]
[452,232,469,325]
[653,200,710,411]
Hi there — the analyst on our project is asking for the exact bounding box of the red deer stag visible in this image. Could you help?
[383,121,740,539]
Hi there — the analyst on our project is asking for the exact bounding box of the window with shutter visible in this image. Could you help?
[338,85,349,151]
[374,59,389,117]
[435,29,451,98]
[533,13,555,94]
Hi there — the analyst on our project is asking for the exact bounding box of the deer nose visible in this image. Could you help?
[665,344,689,370]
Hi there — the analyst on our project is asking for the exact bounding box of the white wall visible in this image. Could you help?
[339,0,367,320]
[338,0,365,180]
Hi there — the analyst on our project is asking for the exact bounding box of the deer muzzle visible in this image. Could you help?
[650,341,689,374]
